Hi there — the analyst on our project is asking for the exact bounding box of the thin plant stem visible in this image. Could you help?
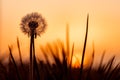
[66,24,70,59]
[86,42,94,80]
[98,51,105,70]
[17,37,24,70]
[33,35,40,80]
[30,32,34,80]
[9,46,21,80]
[79,14,89,80]
[70,43,74,69]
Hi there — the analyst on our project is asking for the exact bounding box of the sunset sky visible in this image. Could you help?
[0,0,120,64]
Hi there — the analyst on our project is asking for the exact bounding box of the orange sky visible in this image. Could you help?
[0,0,120,63]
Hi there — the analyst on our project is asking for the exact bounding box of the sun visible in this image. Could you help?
[70,53,89,68]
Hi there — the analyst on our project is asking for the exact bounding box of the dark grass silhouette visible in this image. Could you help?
[79,14,89,80]
[0,15,120,80]
[0,41,120,80]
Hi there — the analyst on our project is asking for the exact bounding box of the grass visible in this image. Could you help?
[0,15,120,80]
[79,14,89,80]
[0,41,120,80]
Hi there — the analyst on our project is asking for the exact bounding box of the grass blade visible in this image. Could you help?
[86,42,95,80]
[79,14,89,80]
[98,51,105,71]
[17,37,24,70]
[8,46,21,80]
[69,43,74,69]
[66,24,70,58]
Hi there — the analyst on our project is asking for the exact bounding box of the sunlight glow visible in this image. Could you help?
[71,53,89,68]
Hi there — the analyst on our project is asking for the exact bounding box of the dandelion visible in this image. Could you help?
[20,12,47,38]
[20,12,47,80]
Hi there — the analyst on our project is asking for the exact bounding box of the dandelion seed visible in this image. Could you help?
[20,12,47,37]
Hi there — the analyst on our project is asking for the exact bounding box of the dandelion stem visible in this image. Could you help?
[30,32,34,80]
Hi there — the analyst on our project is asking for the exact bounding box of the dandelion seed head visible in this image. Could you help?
[20,12,47,37]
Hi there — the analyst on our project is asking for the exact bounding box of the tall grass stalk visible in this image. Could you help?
[79,14,89,80]
[86,42,94,80]
[104,56,115,80]
[70,43,74,69]
[66,24,70,61]
[17,37,24,70]
[8,46,21,80]
[98,51,105,71]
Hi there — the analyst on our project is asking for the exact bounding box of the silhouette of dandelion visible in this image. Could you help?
[20,12,47,37]
[20,12,47,80]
